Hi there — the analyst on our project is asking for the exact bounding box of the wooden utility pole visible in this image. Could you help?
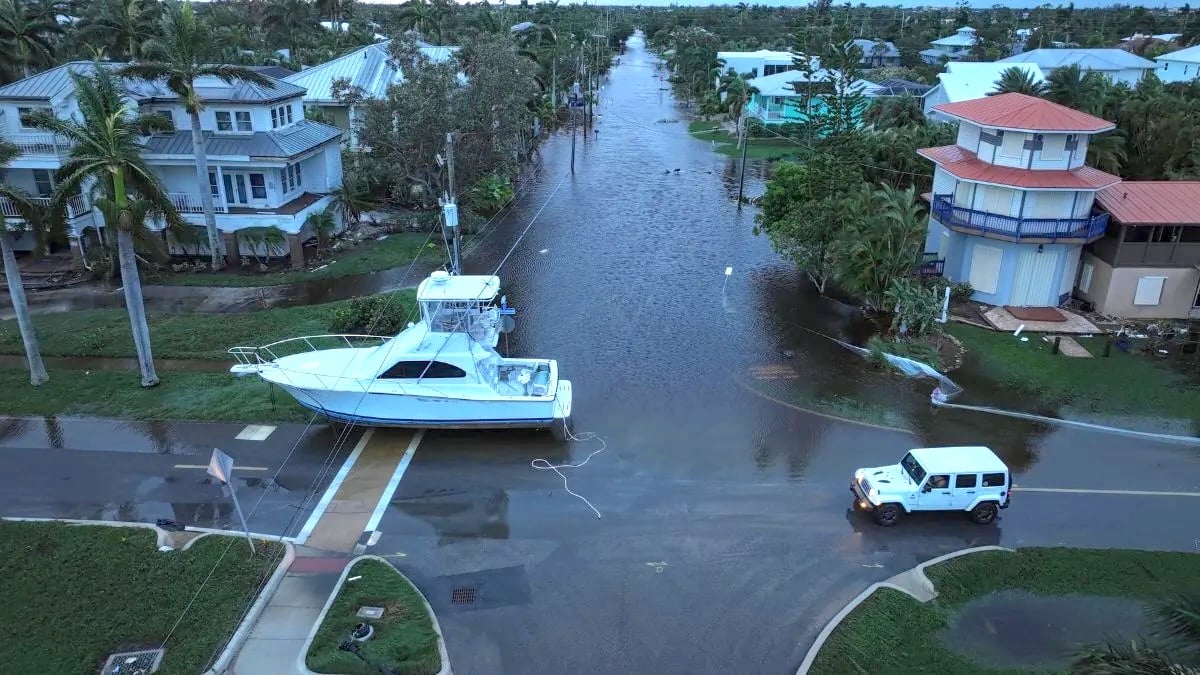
[736,115,749,208]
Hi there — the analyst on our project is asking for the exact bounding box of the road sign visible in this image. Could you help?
[207,448,234,483]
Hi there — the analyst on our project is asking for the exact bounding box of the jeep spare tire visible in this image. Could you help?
[874,503,902,527]
[969,502,999,525]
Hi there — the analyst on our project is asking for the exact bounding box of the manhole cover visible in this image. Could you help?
[102,648,164,674]
[451,586,477,605]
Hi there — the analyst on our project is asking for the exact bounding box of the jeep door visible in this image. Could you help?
[917,474,954,509]
[950,473,980,509]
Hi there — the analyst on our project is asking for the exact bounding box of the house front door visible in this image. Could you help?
[222,172,269,208]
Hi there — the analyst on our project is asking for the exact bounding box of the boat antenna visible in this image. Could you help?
[440,132,462,276]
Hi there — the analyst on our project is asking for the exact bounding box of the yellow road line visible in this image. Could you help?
[173,464,270,471]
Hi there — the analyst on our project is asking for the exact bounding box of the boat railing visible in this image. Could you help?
[229,334,392,367]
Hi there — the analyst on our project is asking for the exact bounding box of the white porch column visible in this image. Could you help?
[214,165,228,213]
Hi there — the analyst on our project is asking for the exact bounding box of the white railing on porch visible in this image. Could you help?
[168,193,228,214]
[1,132,74,157]
[0,194,90,219]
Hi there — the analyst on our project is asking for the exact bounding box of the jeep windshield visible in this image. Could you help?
[900,452,926,484]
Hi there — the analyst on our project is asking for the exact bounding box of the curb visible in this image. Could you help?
[1,516,171,547]
[298,555,452,675]
[795,545,1016,675]
[205,535,297,675]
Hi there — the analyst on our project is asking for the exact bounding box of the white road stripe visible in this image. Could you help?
[364,430,424,534]
[294,429,375,545]
[1014,486,1200,498]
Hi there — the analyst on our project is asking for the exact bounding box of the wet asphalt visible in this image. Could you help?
[1,35,1199,675]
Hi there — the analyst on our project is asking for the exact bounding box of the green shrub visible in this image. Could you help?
[927,278,974,303]
[867,335,942,371]
[329,295,412,335]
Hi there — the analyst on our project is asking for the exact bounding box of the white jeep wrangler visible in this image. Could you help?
[850,446,1011,526]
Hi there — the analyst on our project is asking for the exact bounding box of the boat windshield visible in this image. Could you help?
[900,452,926,484]
[423,299,495,333]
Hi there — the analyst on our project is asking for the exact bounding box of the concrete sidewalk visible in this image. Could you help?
[230,429,422,674]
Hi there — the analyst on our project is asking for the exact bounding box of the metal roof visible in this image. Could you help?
[999,48,1156,72]
[851,39,900,59]
[1157,44,1200,64]
[935,62,1045,105]
[248,65,299,80]
[750,69,879,97]
[1096,182,1200,226]
[874,78,932,96]
[283,40,460,103]
[934,92,1114,133]
[918,145,1121,190]
[0,61,112,100]
[141,119,342,158]
[931,28,978,48]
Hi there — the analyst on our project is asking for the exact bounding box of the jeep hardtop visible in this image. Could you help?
[850,446,1011,526]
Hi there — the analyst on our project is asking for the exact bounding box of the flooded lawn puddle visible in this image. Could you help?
[938,590,1149,671]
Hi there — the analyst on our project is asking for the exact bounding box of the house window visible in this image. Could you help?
[764,64,789,76]
[17,106,51,129]
[1040,134,1066,161]
[155,110,174,131]
[1134,276,1166,306]
[378,360,467,379]
[208,172,220,198]
[32,169,53,197]
[998,130,1024,159]
[280,162,302,193]
[271,104,293,128]
[249,173,266,199]
[216,111,251,132]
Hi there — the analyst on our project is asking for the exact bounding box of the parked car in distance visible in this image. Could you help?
[850,446,1011,526]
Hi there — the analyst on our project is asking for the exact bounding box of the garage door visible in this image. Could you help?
[1011,247,1059,306]
[968,244,1003,295]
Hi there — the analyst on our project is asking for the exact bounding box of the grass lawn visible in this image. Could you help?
[0,368,308,421]
[0,290,417,361]
[811,547,1200,674]
[687,120,802,160]
[306,559,441,675]
[144,233,437,287]
[0,521,284,675]
[947,322,1200,423]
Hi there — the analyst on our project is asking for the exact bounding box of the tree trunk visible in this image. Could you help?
[0,229,48,386]
[112,172,159,387]
[189,109,223,271]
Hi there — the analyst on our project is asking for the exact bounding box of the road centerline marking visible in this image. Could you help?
[1013,486,1200,498]
[363,430,424,535]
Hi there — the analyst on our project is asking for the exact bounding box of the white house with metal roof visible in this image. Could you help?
[999,48,1157,86]
[921,27,977,64]
[922,62,1045,121]
[715,49,796,81]
[0,61,344,265]
[284,40,459,146]
[1154,44,1200,83]
[851,39,901,67]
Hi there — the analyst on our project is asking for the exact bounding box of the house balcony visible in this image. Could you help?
[1,133,74,158]
[0,194,91,220]
[931,194,1109,243]
[916,252,945,277]
[166,192,333,234]
[168,193,229,214]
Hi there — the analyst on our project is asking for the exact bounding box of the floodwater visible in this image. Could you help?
[940,590,1150,670]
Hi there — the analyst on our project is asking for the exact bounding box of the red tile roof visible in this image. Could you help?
[1096,181,1200,225]
[933,93,1116,133]
[917,145,1121,190]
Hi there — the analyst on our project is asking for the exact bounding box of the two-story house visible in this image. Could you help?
[1154,44,1200,83]
[1078,182,1200,320]
[0,61,344,267]
[714,49,796,82]
[920,27,977,64]
[919,93,1120,307]
[999,49,1157,86]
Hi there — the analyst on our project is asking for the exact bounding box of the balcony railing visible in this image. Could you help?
[168,193,228,214]
[1,132,74,157]
[932,194,1109,242]
[0,194,90,219]
[916,252,945,277]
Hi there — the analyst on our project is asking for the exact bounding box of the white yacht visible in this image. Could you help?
[229,271,572,434]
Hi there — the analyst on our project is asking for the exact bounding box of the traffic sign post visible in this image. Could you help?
[208,448,255,555]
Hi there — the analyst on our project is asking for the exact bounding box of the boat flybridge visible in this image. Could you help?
[229,270,572,435]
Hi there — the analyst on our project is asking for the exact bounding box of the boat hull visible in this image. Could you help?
[279,379,573,429]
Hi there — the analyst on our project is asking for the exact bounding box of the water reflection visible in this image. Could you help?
[393,488,511,543]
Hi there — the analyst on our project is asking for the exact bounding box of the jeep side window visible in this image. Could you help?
[955,474,978,488]
[926,475,949,490]
[982,472,1006,488]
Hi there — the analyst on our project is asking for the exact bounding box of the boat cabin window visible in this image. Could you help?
[378,360,467,379]
[422,299,495,333]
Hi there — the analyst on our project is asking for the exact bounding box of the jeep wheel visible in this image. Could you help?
[969,502,999,525]
[873,503,902,527]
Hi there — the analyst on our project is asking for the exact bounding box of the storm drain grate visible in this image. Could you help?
[102,648,164,674]
[451,586,477,605]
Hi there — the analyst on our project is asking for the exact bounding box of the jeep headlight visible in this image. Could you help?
[854,469,865,481]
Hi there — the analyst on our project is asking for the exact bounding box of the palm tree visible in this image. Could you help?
[0,0,63,79]
[1086,131,1127,175]
[329,174,372,226]
[397,0,446,43]
[717,68,758,122]
[121,2,274,271]
[261,0,315,60]
[836,184,927,312]
[991,66,1047,97]
[1045,63,1106,115]
[76,0,163,61]
[305,208,336,254]
[1072,593,1200,673]
[0,139,51,385]
[28,64,185,387]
